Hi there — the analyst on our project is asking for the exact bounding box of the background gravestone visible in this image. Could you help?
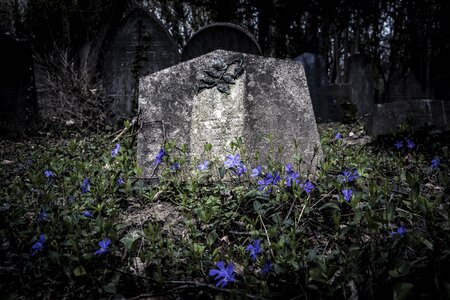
[181,22,262,62]
[344,53,374,118]
[138,49,322,178]
[388,71,422,102]
[368,99,450,136]
[0,33,38,137]
[102,8,179,127]
[294,53,337,122]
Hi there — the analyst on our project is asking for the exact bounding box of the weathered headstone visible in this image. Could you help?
[138,50,322,177]
[294,53,337,122]
[181,23,262,62]
[344,53,374,118]
[388,71,422,102]
[0,33,38,137]
[102,8,179,127]
[367,99,450,136]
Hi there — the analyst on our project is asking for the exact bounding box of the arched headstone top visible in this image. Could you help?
[101,7,179,127]
[181,22,262,62]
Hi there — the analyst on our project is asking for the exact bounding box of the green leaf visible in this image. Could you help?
[253,200,263,214]
[74,265,87,277]
[393,282,414,300]
[120,231,141,251]
[103,272,121,294]
[207,230,217,247]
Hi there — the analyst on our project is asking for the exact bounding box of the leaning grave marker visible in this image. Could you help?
[102,8,179,127]
[138,49,322,178]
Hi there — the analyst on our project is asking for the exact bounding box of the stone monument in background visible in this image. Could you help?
[102,8,179,127]
[181,23,262,62]
[138,50,322,177]
[294,53,338,122]
[0,33,38,137]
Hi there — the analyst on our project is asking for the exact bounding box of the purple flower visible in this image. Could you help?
[339,169,359,183]
[246,239,262,261]
[390,226,408,236]
[261,259,272,276]
[224,154,241,169]
[80,177,90,194]
[31,234,46,256]
[95,238,111,255]
[44,170,54,178]
[83,210,94,218]
[406,139,415,149]
[224,154,246,176]
[431,157,441,169]
[117,177,125,186]
[37,207,49,223]
[258,172,281,192]
[198,160,209,171]
[342,189,353,202]
[301,180,315,194]
[155,148,165,164]
[209,261,235,288]
[251,165,261,177]
[170,162,180,172]
[335,132,342,139]
[111,143,121,157]
[285,164,299,187]
[394,140,403,149]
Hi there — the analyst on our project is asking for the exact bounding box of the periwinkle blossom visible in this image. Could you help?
[83,211,94,218]
[111,143,121,157]
[246,239,262,261]
[31,234,46,256]
[37,207,49,223]
[261,259,273,276]
[335,132,342,139]
[198,160,209,171]
[285,164,299,187]
[170,162,180,172]
[339,169,360,183]
[394,140,403,149]
[209,261,235,288]
[390,226,408,236]
[117,177,125,186]
[44,170,54,178]
[431,157,441,169]
[258,172,281,192]
[301,180,315,194]
[406,139,415,149]
[342,189,353,202]
[80,177,90,194]
[95,238,111,255]
[155,148,165,164]
[224,154,247,176]
[251,165,261,177]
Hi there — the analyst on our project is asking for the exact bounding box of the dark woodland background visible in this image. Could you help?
[1,0,449,128]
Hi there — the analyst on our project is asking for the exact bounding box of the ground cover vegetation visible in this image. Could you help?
[0,123,449,299]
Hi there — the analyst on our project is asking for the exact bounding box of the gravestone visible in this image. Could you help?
[102,8,179,127]
[0,33,38,137]
[181,23,262,62]
[344,53,374,118]
[138,50,322,177]
[367,99,450,136]
[388,71,422,102]
[294,53,336,122]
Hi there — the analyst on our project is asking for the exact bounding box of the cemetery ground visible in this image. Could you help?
[0,121,449,300]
